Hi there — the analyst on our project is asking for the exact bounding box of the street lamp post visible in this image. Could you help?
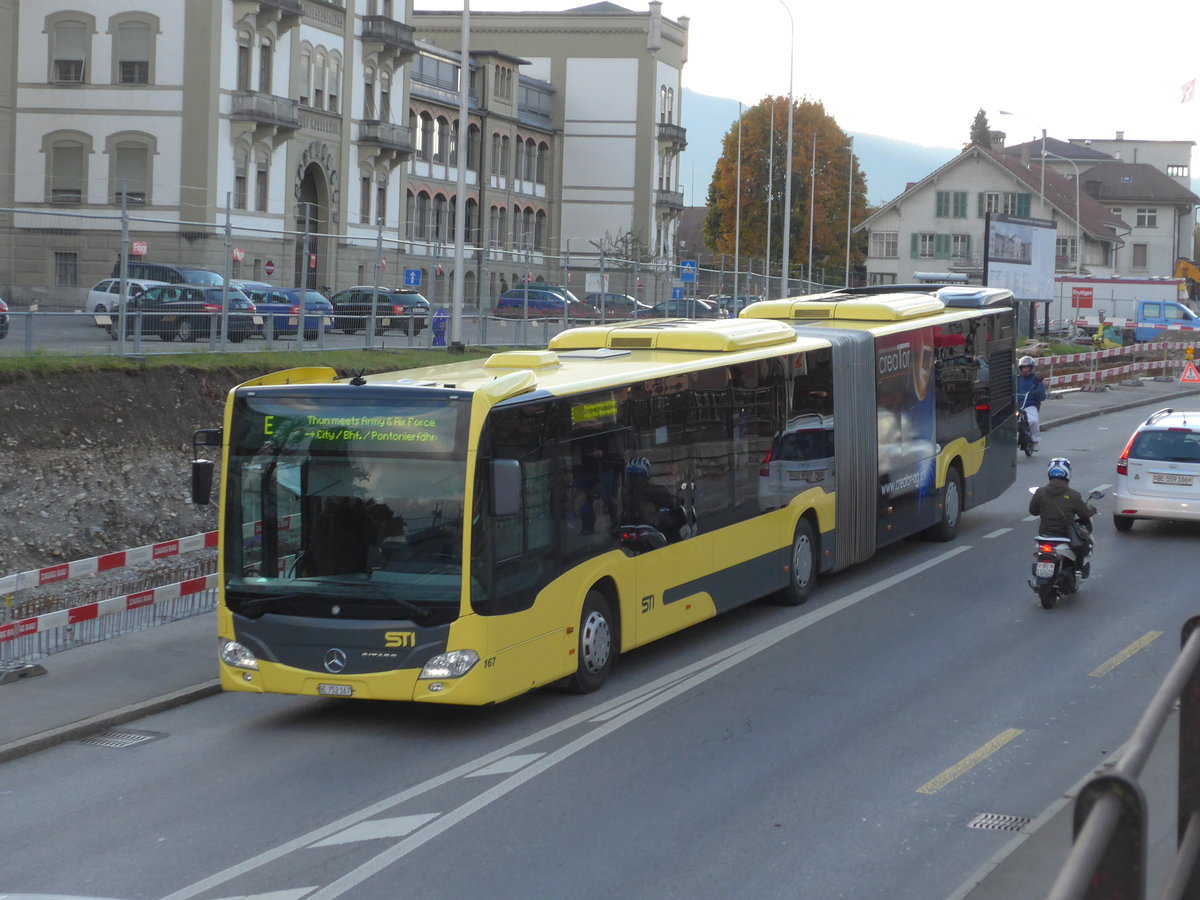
[776,0,794,299]
[1041,149,1082,276]
[844,137,853,287]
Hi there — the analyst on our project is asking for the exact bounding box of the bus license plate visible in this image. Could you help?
[1034,561,1056,578]
[1153,473,1193,485]
[318,683,353,697]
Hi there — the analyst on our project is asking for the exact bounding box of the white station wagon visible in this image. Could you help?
[1114,408,1200,530]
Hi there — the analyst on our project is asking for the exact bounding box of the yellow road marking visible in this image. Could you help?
[1090,631,1163,678]
[917,728,1024,795]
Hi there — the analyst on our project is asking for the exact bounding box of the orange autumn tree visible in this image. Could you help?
[703,97,869,291]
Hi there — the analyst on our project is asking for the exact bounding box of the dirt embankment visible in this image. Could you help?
[0,367,266,576]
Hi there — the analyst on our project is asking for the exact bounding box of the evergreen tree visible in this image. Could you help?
[970,109,992,148]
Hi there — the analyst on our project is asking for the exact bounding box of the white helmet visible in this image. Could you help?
[1018,355,1035,368]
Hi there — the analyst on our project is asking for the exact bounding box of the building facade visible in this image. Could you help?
[0,0,687,308]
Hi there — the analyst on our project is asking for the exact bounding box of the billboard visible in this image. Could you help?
[983,214,1057,302]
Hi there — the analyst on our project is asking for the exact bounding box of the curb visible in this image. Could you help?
[1042,385,1200,431]
[0,679,221,766]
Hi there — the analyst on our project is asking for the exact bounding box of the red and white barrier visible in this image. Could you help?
[0,572,217,645]
[1046,358,1192,388]
[0,530,218,596]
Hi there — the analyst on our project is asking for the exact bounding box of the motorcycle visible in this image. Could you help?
[1028,489,1103,609]
[1017,392,1034,456]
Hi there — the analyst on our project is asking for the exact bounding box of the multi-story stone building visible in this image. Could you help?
[0,0,688,308]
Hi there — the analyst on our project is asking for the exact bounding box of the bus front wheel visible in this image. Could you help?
[771,519,816,606]
[566,591,615,694]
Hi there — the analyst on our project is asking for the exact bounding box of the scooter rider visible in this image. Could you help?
[1028,457,1095,576]
[1017,355,1046,451]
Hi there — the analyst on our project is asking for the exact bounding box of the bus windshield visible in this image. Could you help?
[224,392,471,623]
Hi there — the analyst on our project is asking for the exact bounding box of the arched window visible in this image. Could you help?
[107,132,155,206]
[43,131,91,203]
[466,198,479,244]
[491,133,501,176]
[500,135,510,176]
[449,119,459,167]
[258,36,273,93]
[536,142,549,185]
[380,71,391,123]
[328,53,341,113]
[405,189,416,239]
[467,123,481,172]
[419,112,433,161]
[110,13,157,85]
[666,87,674,124]
[435,117,450,163]
[659,85,667,122]
[255,149,269,212]
[534,209,546,251]
[433,194,448,242]
[514,138,525,183]
[47,13,94,84]
[299,48,311,105]
[234,149,248,210]
[314,52,326,109]
[236,29,252,91]
[364,67,376,118]
[524,138,536,181]
[415,190,431,239]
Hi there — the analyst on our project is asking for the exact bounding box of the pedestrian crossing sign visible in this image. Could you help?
[1180,361,1200,384]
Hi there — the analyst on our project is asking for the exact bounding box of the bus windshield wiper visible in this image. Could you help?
[226,590,303,617]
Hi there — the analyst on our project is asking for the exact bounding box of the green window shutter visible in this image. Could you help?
[1017,193,1031,217]
[977,192,986,217]
[910,233,919,258]
[963,235,971,256]
[935,234,949,259]
[935,192,947,218]
[954,191,967,218]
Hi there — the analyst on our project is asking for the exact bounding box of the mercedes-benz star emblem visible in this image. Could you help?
[324,648,347,674]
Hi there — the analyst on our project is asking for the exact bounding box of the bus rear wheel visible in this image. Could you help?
[566,591,615,693]
[771,519,816,606]
[927,468,962,542]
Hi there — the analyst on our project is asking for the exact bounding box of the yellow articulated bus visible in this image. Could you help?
[193,286,1016,706]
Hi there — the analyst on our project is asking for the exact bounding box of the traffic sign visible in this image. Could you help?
[131,241,147,256]
[679,259,698,283]
[404,268,422,287]
[1181,361,1200,384]
[672,286,684,300]
[264,259,276,276]
[232,247,244,262]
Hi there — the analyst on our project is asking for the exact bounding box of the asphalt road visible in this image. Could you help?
[2,404,1193,900]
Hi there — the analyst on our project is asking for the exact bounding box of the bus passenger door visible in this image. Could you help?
[619,455,712,645]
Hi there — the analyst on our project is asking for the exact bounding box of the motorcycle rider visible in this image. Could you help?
[1017,355,1046,451]
[1028,457,1095,577]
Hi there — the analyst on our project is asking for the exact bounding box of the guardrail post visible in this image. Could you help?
[1179,617,1200,882]
[1070,774,1147,899]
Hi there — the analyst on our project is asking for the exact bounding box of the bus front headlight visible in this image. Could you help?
[419,650,479,679]
[220,639,259,670]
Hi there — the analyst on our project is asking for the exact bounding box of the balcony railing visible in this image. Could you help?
[258,0,302,13]
[361,16,419,56]
[231,91,301,130]
[359,120,415,155]
[655,189,684,210]
[656,121,688,150]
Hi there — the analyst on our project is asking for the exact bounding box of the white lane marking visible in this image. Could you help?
[309,814,440,848]
[983,528,1012,539]
[211,890,317,900]
[1022,515,1038,522]
[304,546,975,900]
[163,545,971,900]
[466,753,546,777]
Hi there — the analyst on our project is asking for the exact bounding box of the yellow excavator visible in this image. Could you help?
[1176,257,1200,302]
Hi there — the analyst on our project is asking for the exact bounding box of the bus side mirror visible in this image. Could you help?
[191,428,222,506]
[490,459,521,517]
[191,459,214,505]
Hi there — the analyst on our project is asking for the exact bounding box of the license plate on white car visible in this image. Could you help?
[1152,473,1194,485]
[318,683,353,697]
[1034,561,1056,578]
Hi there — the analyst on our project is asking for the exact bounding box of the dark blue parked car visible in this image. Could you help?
[238,285,332,339]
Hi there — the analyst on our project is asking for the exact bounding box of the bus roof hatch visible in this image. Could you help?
[549,317,798,353]
[742,293,947,322]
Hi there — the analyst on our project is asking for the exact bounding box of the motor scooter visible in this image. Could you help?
[1028,489,1103,609]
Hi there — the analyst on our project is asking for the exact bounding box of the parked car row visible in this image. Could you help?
[234,282,333,340]
[108,284,257,343]
[329,286,430,335]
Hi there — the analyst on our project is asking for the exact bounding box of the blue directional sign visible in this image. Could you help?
[679,259,698,283]
[672,286,685,300]
[404,268,422,287]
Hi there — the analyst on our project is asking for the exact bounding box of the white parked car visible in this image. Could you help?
[1113,408,1200,531]
[86,278,168,316]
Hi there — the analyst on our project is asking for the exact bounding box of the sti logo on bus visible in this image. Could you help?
[385,631,416,648]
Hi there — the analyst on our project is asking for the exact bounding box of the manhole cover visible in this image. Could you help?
[967,812,1032,832]
[77,729,165,749]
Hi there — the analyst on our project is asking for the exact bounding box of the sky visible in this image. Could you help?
[416,0,1200,158]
